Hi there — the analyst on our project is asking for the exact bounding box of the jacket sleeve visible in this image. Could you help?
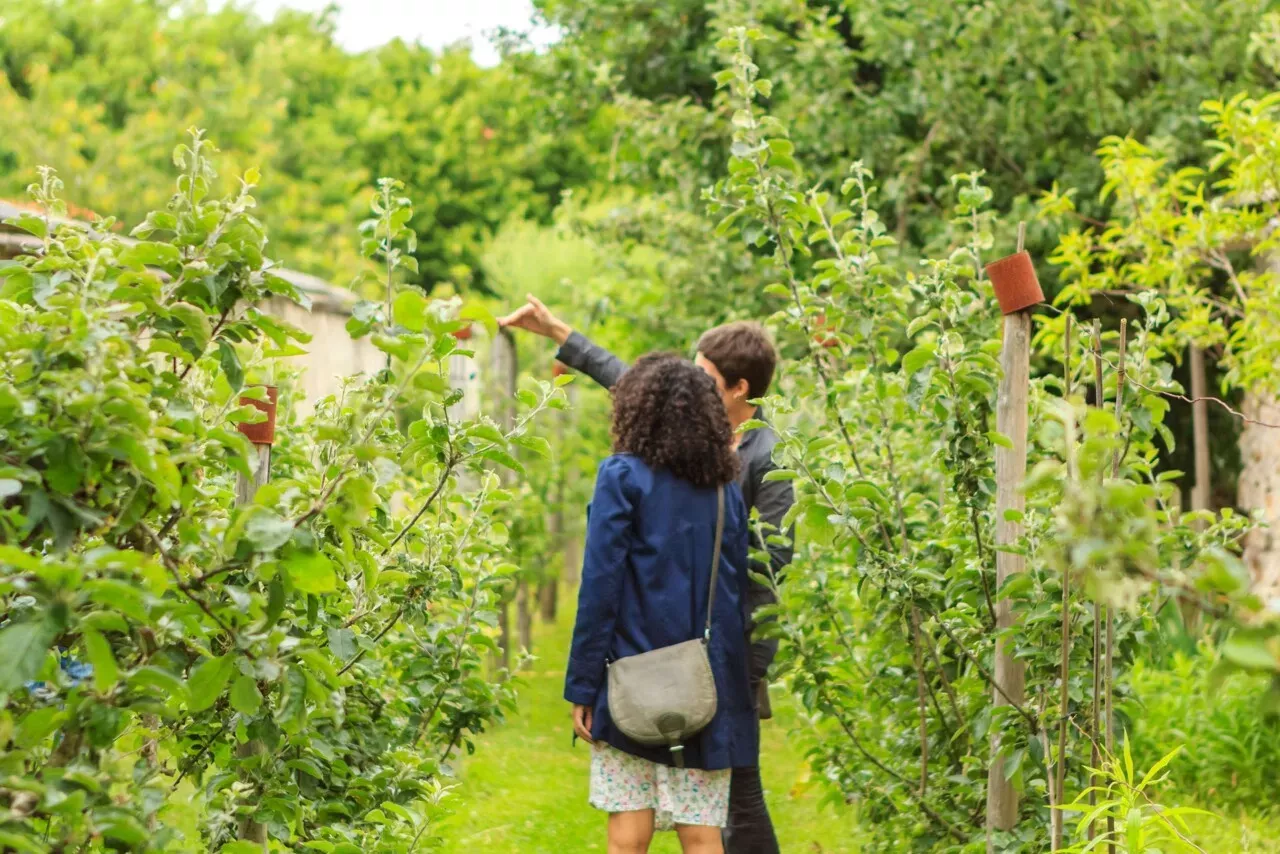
[556,330,629,390]
[727,488,752,635]
[752,454,796,582]
[564,459,633,706]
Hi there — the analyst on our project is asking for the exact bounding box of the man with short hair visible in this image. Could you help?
[499,295,792,854]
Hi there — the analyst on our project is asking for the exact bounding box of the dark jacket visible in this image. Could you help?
[557,331,795,714]
[564,454,760,770]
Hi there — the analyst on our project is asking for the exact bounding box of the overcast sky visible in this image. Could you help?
[232,0,557,66]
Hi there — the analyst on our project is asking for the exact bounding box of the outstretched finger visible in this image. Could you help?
[497,304,536,328]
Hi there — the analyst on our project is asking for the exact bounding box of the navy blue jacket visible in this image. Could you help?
[564,454,759,770]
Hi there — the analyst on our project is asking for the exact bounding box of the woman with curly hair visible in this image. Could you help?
[565,353,757,854]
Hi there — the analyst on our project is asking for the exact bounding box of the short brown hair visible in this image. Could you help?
[612,353,740,488]
[695,321,777,400]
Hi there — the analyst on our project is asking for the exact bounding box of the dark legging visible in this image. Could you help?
[723,635,781,854]
[723,764,780,853]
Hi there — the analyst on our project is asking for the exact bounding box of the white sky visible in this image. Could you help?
[230,0,557,66]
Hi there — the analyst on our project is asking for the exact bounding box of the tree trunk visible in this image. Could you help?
[539,581,558,623]
[987,309,1031,848]
[495,601,512,672]
[516,581,533,658]
[1239,392,1280,595]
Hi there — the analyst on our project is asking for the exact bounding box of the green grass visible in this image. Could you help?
[433,590,863,852]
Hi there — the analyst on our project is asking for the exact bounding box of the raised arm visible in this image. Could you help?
[497,294,628,390]
[563,458,633,706]
[556,330,628,390]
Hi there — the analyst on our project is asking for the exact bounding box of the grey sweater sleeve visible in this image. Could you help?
[556,330,629,390]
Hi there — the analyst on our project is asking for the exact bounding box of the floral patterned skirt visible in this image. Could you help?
[589,743,732,830]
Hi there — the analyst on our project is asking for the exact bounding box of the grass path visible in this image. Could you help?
[434,591,863,852]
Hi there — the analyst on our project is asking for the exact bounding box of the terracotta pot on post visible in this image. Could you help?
[813,313,839,349]
[236,385,279,446]
[552,361,568,378]
[985,250,1045,316]
[982,240,1042,841]
[452,324,473,341]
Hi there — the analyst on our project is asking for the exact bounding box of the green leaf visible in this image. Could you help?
[15,705,65,748]
[0,616,58,692]
[218,340,244,391]
[245,512,295,552]
[513,435,552,458]
[762,469,798,482]
[286,550,337,595]
[1221,636,1278,671]
[123,241,182,270]
[413,370,449,394]
[845,481,887,505]
[902,344,936,375]
[168,302,212,352]
[222,842,266,854]
[230,675,263,715]
[327,627,357,661]
[459,301,498,337]
[988,431,1014,450]
[6,212,47,239]
[480,447,525,474]
[82,629,120,693]
[187,654,236,712]
[393,289,429,332]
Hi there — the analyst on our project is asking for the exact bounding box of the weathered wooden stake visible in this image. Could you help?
[235,386,276,851]
[1189,344,1210,515]
[540,397,568,623]
[491,331,521,670]
[1088,320,1104,841]
[986,307,1031,842]
[984,227,1039,847]
[1104,319,1127,854]
[1052,314,1073,852]
[1185,344,1210,632]
[564,381,582,586]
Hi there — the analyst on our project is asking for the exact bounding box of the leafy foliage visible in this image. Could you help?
[0,0,601,294]
[0,135,564,851]
[702,28,1261,852]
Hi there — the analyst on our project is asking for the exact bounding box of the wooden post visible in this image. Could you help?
[1052,314,1073,851]
[564,381,582,585]
[491,332,519,671]
[1184,343,1210,633]
[235,386,276,850]
[1104,320,1127,854]
[1088,321,1104,841]
[983,227,1039,846]
[1189,344,1211,515]
[986,306,1031,842]
[540,379,568,624]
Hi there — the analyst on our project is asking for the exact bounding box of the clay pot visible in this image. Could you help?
[236,385,279,446]
[985,251,1044,315]
[813,314,839,349]
[552,361,568,378]
[452,324,473,341]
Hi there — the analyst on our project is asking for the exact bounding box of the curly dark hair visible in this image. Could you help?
[611,353,740,489]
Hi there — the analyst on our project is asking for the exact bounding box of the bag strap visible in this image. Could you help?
[703,485,725,642]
